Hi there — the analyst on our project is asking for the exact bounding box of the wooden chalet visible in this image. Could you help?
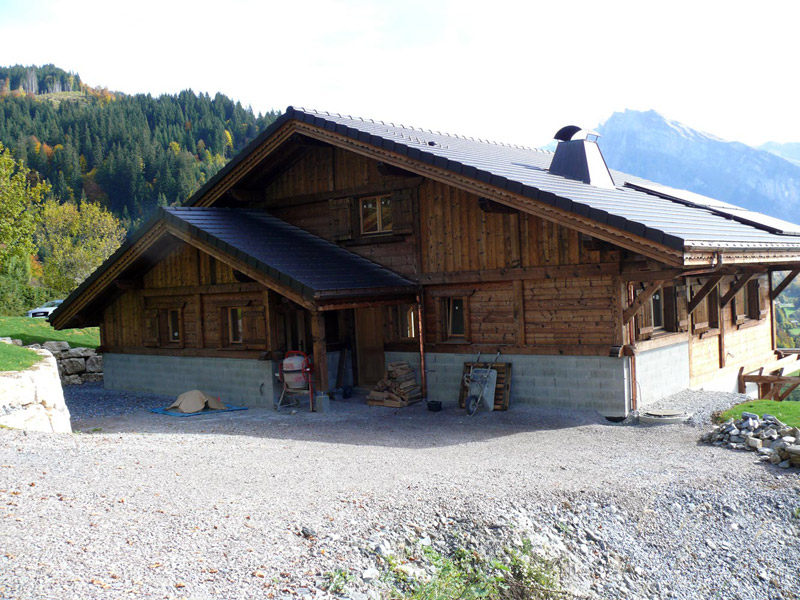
[50,108,800,417]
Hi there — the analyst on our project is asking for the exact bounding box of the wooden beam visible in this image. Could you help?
[770,269,800,300]
[195,294,205,349]
[142,282,264,297]
[311,310,328,407]
[719,273,756,308]
[163,223,316,311]
[418,262,619,286]
[114,278,143,290]
[688,275,723,315]
[622,269,684,282]
[263,290,278,352]
[263,178,424,209]
[513,280,526,346]
[228,189,263,204]
[623,281,665,324]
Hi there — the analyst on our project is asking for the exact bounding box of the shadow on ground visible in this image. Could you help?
[65,383,618,450]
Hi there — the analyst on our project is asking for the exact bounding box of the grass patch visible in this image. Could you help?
[719,399,800,428]
[789,328,800,336]
[0,316,99,349]
[0,343,41,372]
[386,543,562,600]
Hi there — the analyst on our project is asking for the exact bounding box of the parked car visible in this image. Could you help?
[26,299,64,319]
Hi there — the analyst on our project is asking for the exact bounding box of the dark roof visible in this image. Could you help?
[187,107,800,252]
[50,207,415,327]
[162,207,415,298]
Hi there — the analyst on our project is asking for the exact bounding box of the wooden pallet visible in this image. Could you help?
[457,362,512,411]
[367,397,422,408]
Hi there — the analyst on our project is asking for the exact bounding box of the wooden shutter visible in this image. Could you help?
[143,309,159,347]
[329,198,353,240]
[748,280,765,320]
[243,306,267,349]
[758,278,769,319]
[391,188,415,234]
[675,284,689,331]
[663,286,678,332]
[691,283,709,332]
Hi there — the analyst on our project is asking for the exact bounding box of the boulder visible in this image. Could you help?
[82,373,103,383]
[60,358,85,375]
[0,349,71,433]
[43,341,70,353]
[62,374,82,386]
[746,438,763,450]
[85,354,103,373]
[61,347,94,359]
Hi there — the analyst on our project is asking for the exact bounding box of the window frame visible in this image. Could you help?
[398,304,418,340]
[359,195,393,235]
[167,308,182,344]
[227,306,244,345]
[445,297,466,340]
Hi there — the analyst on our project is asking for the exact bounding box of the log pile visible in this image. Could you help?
[367,362,422,408]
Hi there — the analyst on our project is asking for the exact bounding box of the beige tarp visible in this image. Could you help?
[168,390,226,413]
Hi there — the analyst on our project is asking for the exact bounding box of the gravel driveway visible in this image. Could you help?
[1,385,799,599]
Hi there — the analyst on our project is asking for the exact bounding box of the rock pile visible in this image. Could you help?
[22,341,103,386]
[701,411,800,469]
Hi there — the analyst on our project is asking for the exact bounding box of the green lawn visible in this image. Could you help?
[719,399,800,428]
[0,343,42,372]
[790,328,800,336]
[0,316,99,349]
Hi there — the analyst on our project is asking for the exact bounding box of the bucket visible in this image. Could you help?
[314,393,330,413]
[427,400,442,412]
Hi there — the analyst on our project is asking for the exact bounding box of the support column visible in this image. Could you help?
[311,310,327,411]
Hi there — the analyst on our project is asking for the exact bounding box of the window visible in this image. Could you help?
[228,307,244,344]
[650,289,664,331]
[168,309,181,343]
[399,304,417,339]
[446,298,465,339]
[360,195,392,234]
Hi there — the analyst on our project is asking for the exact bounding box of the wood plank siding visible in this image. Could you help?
[98,138,776,390]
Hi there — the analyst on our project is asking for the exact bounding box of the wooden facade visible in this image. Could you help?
[52,109,800,412]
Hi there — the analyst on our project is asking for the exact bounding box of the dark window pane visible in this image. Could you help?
[449,298,465,337]
[169,309,180,341]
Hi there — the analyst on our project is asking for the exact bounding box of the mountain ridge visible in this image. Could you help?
[596,109,800,223]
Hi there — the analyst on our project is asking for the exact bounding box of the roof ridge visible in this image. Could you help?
[293,106,548,153]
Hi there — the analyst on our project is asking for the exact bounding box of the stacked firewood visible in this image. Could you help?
[367,362,422,407]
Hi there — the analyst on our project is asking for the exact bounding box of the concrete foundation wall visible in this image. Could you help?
[635,341,690,408]
[387,351,630,417]
[104,354,276,407]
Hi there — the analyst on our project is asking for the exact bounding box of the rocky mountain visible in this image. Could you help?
[596,110,800,223]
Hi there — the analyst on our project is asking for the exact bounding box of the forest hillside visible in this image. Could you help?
[0,64,279,229]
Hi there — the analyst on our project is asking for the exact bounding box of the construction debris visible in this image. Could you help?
[367,362,422,408]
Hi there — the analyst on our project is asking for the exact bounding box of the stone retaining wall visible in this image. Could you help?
[2,340,104,385]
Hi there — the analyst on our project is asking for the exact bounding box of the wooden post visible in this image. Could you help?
[513,280,526,346]
[195,294,204,349]
[310,310,327,411]
[416,297,427,400]
[263,290,278,352]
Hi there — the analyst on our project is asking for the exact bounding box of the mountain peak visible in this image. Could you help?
[596,109,800,221]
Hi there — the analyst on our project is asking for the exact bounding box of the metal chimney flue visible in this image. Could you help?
[549,126,615,189]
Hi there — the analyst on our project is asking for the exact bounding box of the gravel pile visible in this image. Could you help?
[637,388,746,428]
[1,387,799,599]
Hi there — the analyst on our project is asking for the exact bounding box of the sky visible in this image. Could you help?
[1,0,799,148]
